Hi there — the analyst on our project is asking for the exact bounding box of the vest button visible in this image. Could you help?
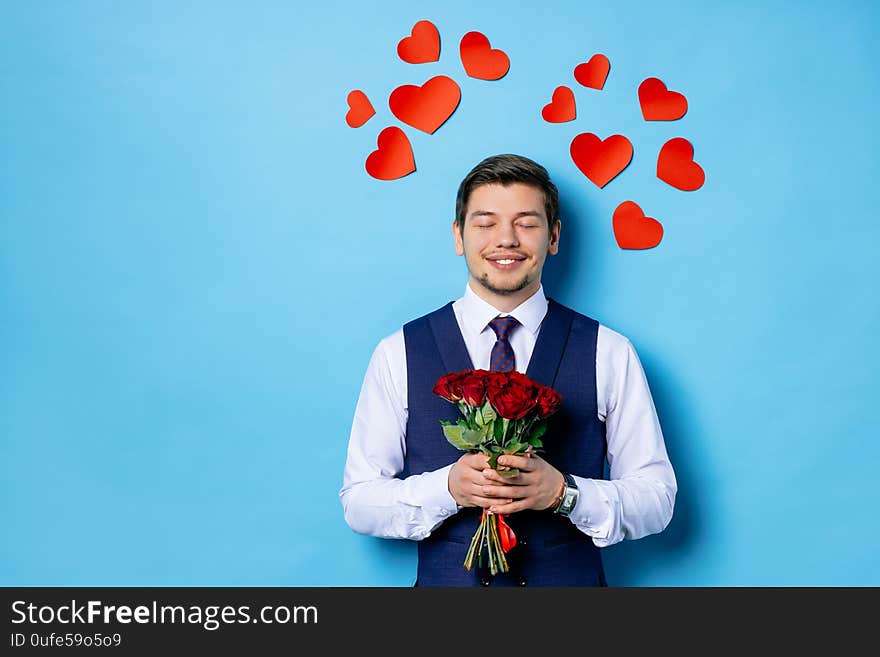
[481,576,491,586]
[517,577,528,586]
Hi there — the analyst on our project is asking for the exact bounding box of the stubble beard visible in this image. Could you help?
[474,271,533,296]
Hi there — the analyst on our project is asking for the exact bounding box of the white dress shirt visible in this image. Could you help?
[340,283,677,548]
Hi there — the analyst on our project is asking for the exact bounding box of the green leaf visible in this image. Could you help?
[461,429,485,448]
[439,419,453,426]
[528,437,544,449]
[505,442,528,454]
[443,424,480,450]
[480,400,497,423]
[487,453,499,469]
[499,468,520,478]
[442,424,466,448]
[529,420,548,442]
[493,416,504,443]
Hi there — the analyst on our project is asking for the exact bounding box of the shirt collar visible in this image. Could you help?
[460,281,548,337]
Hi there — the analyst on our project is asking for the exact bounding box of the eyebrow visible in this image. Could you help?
[468,210,544,219]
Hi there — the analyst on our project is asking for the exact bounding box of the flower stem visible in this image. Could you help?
[463,510,510,575]
[463,512,485,571]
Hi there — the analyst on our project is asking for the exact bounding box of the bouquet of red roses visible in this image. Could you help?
[433,369,563,575]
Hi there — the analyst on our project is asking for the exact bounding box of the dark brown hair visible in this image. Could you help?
[454,154,560,233]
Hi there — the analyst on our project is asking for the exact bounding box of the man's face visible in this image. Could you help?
[453,183,560,301]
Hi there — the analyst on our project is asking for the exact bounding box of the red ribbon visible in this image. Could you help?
[497,514,517,553]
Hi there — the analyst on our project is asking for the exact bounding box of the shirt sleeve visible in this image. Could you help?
[339,330,460,540]
[568,327,678,547]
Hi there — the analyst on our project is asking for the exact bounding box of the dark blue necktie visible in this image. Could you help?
[488,315,520,372]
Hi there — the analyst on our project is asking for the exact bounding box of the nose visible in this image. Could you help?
[496,221,519,247]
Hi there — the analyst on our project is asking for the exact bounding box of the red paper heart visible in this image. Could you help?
[574,53,610,90]
[459,31,510,80]
[570,133,633,188]
[397,20,440,64]
[389,75,461,134]
[541,86,576,123]
[365,126,415,181]
[613,201,663,249]
[638,77,688,121]
[657,137,705,191]
[345,90,375,128]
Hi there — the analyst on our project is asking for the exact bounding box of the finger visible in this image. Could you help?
[482,484,529,500]
[470,482,494,498]
[481,468,525,484]
[471,495,513,509]
[471,482,516,500]
[488,499,529,514]
[496,454,536,472]
[464,454,491,470]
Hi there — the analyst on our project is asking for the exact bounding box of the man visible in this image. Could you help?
[340,154,676,586]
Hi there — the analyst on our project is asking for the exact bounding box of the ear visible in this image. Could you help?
[452,220,464,256]
[548,220,561,255]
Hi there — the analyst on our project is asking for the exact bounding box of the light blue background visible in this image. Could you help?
[2,0,878,586]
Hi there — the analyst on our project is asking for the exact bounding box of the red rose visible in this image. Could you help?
[484,370,511,391]
[487,375,539,419]
[507,371,539,390]
[471,369,495,382]
[432,370,472,402]
[536,386,563,418]
[460,371,488,407]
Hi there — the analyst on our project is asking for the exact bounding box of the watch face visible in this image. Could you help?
[560,491,576,515]
[555,474,578,516]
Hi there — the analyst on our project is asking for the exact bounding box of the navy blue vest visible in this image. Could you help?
[402,298,608,586]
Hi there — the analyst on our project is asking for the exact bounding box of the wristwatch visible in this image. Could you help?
[553,473,579,517]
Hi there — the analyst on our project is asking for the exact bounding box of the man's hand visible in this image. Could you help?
[448,452,514,509]
[479,452,566,514]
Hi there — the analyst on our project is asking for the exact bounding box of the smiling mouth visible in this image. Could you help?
[487,256,526,271]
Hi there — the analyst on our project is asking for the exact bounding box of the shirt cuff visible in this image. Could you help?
[569,475,613,543]
[416,463,460,519]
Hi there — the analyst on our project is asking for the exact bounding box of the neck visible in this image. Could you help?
[468,278,541,313]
